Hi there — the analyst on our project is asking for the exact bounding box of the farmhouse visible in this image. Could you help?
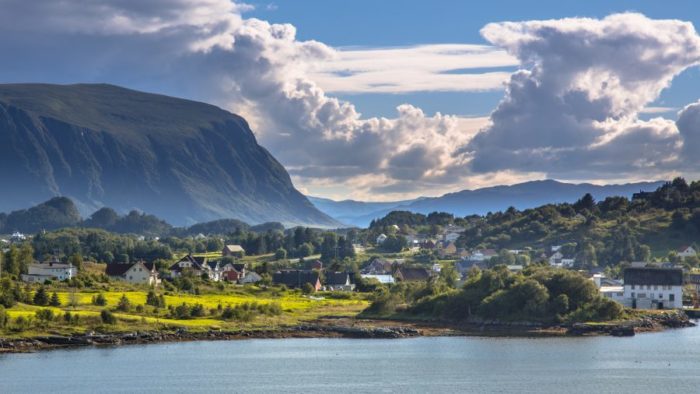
[222,244,245,258]
[677,245,697,259]
[394,267,431,282]
[221,262,247,282]
[273,270,322,291]
[324,272,355,291]
[623,267,683,309]
[21,258,77,283]
[106,261,160,286]
[170,254,219,281]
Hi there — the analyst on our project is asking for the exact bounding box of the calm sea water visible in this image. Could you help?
[2,325,700,393]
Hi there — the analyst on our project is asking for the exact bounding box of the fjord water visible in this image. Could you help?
[2,326,700,393]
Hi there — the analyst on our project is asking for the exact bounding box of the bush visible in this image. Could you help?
[12,316,32,332]
[116,294,131,312]
[49,292,61,307]
[36,308,55,322]
[92,293,107,306]
[33,286,49,306]
[101,309,117,324]
[146,290,166,308]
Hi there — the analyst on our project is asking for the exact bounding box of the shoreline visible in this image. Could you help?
[1,312,695,354]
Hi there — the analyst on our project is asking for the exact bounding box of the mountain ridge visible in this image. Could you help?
[310,180,666,227]
[0,83,340,227]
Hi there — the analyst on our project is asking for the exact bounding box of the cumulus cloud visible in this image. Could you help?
[464,13,700,180]
[677,101,700,162]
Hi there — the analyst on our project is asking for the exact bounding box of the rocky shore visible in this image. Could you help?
[0,311,696,354]
[566,310,695,336]
[0,323,422,354]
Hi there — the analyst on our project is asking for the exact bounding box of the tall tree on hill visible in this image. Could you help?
[320,232,338,263]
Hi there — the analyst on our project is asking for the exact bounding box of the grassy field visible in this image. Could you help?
[2,286,369,337]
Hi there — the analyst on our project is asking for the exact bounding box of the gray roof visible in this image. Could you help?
[624,267,683,286]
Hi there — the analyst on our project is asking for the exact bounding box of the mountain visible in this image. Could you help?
[306,196,422,225]
[310,180,666,227]
[0,83,339,227]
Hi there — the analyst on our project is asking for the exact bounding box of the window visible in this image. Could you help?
[670,294,675,302]
[631,284,635,290]
[654,285,658,290]
[631,292,635,298]
[659,294,663,299]
[638,293,647,298]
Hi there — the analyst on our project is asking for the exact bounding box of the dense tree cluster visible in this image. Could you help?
[368,266,623,323]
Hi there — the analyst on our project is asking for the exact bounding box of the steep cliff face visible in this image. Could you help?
[0,83,339,227]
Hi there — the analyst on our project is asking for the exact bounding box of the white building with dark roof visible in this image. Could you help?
[623,267,683,309]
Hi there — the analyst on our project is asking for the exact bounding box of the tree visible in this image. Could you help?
[33,286,49,306]
[302,282,315,294]
[101,309,117,324]
[49,291,61,307]
[574,193,595,212]
[116,294,131,311]
[320,233,338,262]
[70,253,84,271]
[92,293,107,306]
[274,248,287,261]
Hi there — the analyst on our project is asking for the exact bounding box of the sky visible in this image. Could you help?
[0,0,700,201]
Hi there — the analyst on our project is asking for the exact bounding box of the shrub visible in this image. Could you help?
[190,303,206,317]
[12,316,32,332]
[49,292,61,307]
[33,286,49,306]
[36,308,55,322]
[92,293,107,306]
[116,294,131,312]
[101,309,117,324]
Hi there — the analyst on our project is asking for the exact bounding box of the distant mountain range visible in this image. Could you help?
[309,180,666,227]
[0,83,339,228]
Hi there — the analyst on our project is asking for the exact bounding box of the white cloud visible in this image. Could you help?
[465,13,700,182]
[308,44,517,93]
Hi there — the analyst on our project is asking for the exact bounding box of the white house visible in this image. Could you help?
[623,267,683,309]
[677,246,697,259]
[106,261,160,286]
[443,232,461,243]
[469,249,497,262]
[549,251,575,268]
[21,259,77,283]
[10,232,26,242]
[376,234,388,244]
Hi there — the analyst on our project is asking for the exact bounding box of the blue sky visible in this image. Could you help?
[249,0,700,118]
[0,1,699,201]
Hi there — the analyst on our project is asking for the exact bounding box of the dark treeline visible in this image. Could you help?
[0,197,285,237]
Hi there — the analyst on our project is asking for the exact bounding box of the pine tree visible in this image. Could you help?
[49,291,61,307]
[33,286,49,306]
